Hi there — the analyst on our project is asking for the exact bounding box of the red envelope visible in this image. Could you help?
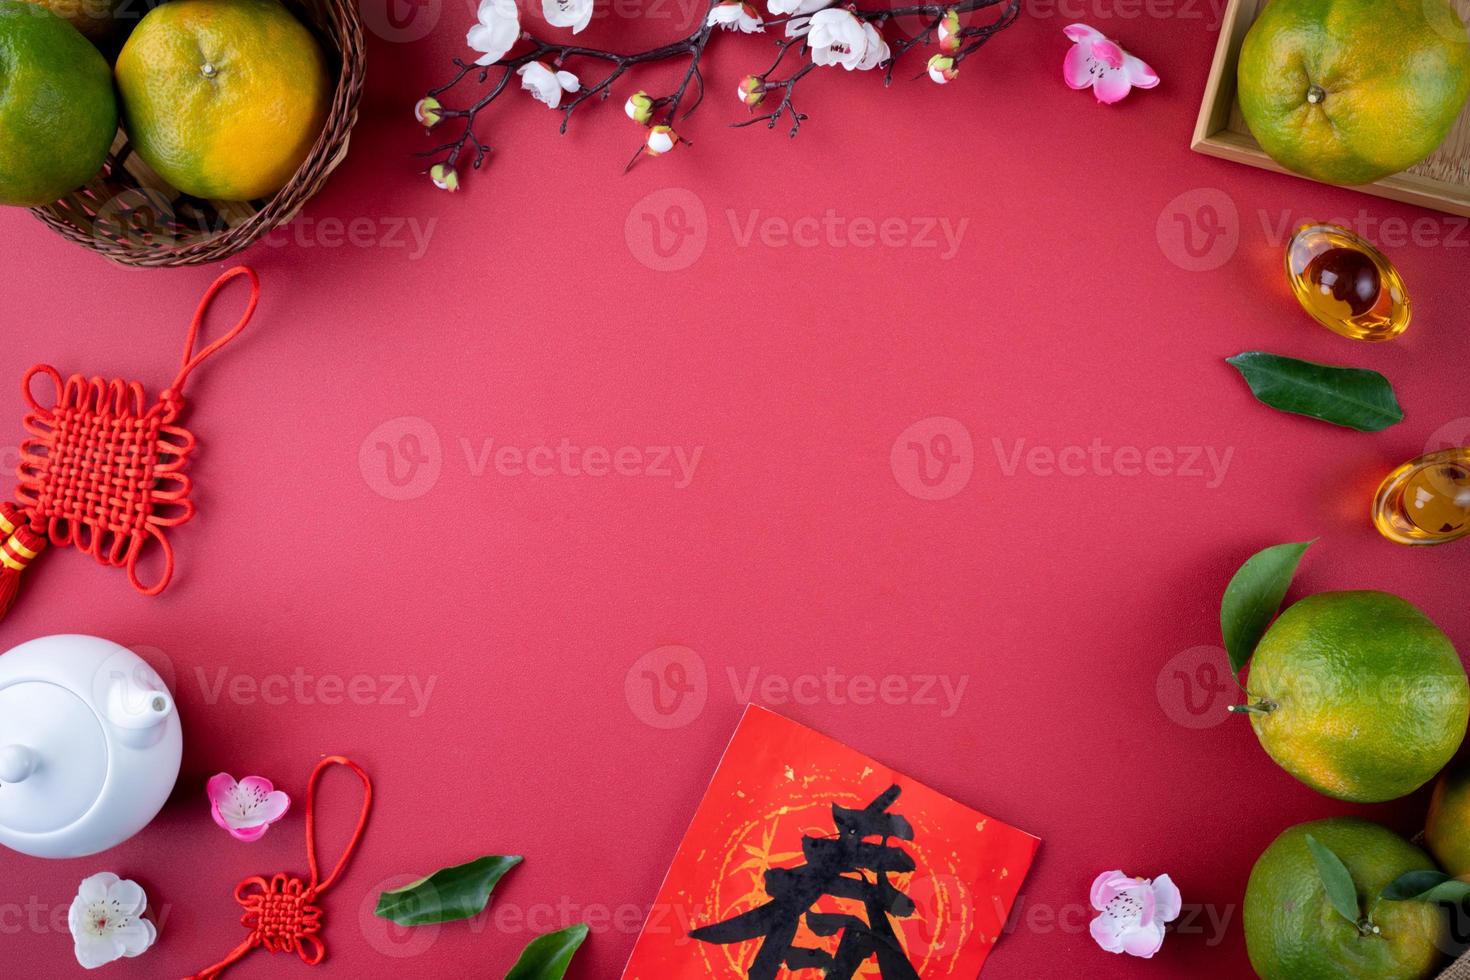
[624,705,1040,979]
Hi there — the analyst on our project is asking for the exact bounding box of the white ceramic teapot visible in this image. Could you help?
[0,635,182,858]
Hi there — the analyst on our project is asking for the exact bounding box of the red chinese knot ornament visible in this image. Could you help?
[187,756,373,980]
[0,267,260,621]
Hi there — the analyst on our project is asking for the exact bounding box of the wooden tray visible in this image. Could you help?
[1192,0,1470,216]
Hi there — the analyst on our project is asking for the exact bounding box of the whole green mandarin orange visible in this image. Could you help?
[1426,758,1470,879]
[1237,0,1470,185]
[1245,818,1446,980]
[1244,591,1468,803]
[0,0,116,207]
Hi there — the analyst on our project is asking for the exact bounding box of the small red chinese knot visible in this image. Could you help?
[187,757,372,980]
[236,874,326,963]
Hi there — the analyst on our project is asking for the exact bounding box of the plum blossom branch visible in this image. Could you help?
[417,0,1019,189]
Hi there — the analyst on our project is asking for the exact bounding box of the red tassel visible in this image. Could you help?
[0,502,45,621]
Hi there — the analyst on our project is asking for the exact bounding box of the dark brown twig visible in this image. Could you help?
[420,0,1017,184]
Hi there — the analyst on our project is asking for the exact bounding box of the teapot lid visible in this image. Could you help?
[0,680,108,835]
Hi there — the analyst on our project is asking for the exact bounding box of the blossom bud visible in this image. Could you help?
[937,9,962,53]
[737,75,765,107]
[645,124,678,156]
[415,96,444,129]
[928,53,958,84]
[429,163,459,191]
[625,90,654,125]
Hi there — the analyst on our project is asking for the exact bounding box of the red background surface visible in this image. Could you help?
[1,0,1467,976]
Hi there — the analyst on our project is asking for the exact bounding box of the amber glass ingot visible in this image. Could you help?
[1286,224,1410,342]
[1373,449,1470,545]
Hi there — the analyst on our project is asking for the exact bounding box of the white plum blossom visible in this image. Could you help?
[467,0,520,65]
[769,0,832,36]
[543,0,593,33]
[808,9,887,70]
[855,21,889,69]
[517,61,580,108]
[707,0,763,32]
[767,0,832,15]
[69,873,157,970]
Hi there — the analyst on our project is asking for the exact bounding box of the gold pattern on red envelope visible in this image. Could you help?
[624,706,1040,979]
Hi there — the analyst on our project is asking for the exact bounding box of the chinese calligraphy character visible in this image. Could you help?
[690,785,921,979]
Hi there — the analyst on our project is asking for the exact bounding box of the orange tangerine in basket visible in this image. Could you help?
[116,0,329,202]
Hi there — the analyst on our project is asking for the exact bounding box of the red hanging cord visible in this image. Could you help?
[186,757,373,980]
[160,266,261,418]
[0,267,259,620]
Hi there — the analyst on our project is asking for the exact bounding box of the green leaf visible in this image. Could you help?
[1226,352,1404,432]
[373,855,523,926]
[505,924,590,980]
[1382,870,1470,904]
[1305,834,1363,928]
[1221,540,1313,674]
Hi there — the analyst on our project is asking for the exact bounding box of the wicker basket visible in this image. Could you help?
[30,0,365,268]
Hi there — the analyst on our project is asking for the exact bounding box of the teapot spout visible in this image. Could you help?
[105,678,175,732]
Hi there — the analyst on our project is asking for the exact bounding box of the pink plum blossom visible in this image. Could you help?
[1063,24,1158,104]
[1089,870,1181,958]
[207,773,290,842]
